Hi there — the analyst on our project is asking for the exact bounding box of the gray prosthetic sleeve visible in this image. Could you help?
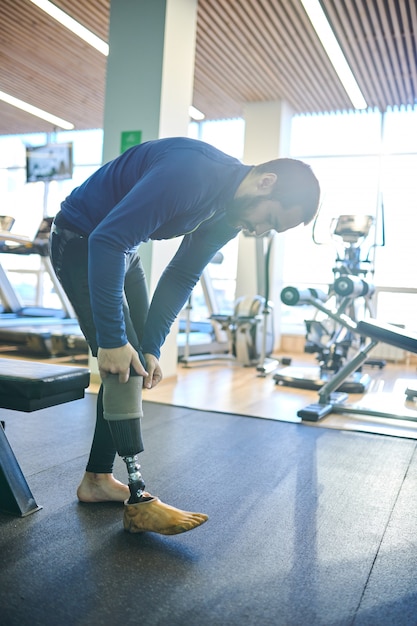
[102,375,144,457]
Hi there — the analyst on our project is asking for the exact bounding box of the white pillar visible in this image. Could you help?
[102,0,198,159]
[89,0,198,379]
[236,100,294,350]
[242,100,293,165]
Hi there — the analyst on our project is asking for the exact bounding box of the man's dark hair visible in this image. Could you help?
[254,158,320,225]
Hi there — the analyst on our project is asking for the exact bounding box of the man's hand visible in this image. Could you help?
[98,343,148,383]
[143,353,163,389]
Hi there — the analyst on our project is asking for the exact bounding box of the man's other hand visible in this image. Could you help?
[143,353,163,389]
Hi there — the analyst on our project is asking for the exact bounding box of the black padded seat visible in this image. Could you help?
[357,320,417,354]
[0,359,90,412]
[0,359,90,516]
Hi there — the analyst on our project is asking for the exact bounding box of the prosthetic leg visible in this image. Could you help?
[102,374,208,535]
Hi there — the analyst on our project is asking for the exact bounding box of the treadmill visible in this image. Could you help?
[0,216,87,356]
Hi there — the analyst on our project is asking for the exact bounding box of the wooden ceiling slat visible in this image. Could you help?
[324,0,389,110]
[201,0,288,100]
[365,0,402,106]
[388,0,415,103]
[265,0,349,110]
[216,0,313,111]
[1,28,104,91]
[51,0,109,41]
[1,2,105,68]
[0,0,105,131]
[289,0,352,111]
[195,18,266,106]
[219,0,337,113]
[0,0,415,134]
[0,101,54,135]
[399,1,417,100]
[358,0,397,107]
[196,1,299,116]
[381,0,408,104]
[234,0,332,111]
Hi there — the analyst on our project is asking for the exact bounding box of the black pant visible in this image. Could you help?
[50,217,149,473]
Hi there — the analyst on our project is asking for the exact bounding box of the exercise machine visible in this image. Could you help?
[179,254,233,364]
[297,318,417,424]
[0,216,87,356]
[0,216,75,318]
[212,292,274,368]
[180,279,274,368]
[179,234,275,369]
[255,233,279,376]
[274,214,383,392]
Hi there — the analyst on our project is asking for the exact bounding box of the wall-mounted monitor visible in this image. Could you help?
[26,142,73,183]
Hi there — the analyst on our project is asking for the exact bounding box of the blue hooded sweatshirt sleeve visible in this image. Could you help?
[59,137,250,356]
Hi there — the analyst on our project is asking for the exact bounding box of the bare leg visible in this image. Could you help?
[124,497,208,535]
[77,472,130,503]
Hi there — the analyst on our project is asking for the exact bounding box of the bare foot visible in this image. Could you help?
[123,496,208,535]
[77,472,130,503]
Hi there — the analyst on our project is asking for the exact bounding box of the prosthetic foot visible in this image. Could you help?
[123,497,209,535]
[103,375,208,534]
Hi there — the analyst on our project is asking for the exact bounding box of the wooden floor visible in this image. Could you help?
[142,352,417,440]
[3,343,417,439]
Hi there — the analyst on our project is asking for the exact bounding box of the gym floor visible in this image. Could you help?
[145,352,417,440]
[2,352,417,625]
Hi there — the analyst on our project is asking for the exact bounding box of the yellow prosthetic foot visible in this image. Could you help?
[123,496,208,535]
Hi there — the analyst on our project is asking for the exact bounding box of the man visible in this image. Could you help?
[50,136,320,535]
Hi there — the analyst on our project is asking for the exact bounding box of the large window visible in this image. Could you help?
[286,106,417,331]
[0,123,242,315]
[187,119,244,320]
[0,129,103,308]
[0,129,104,235]
[1,109,416,329]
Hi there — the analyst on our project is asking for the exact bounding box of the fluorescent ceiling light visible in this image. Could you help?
[29,0,109,56]
[301,0,367,110]
[0,90,74,129]
[27,1,202,126]
[189,105,205,121]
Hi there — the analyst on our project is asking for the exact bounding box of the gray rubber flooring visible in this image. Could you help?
[1,392,417,626]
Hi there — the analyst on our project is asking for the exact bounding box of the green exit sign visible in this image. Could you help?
[120,130,142,153]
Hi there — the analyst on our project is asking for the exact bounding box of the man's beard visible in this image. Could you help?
[225,194,265,230]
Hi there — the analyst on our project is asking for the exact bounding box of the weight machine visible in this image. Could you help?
[180,233,276,371]
[297,318,417,424]
[179,262,233,364]
[274,214,384,393]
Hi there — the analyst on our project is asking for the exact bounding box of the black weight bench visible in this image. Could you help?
[0,359,90,517]
[298,319,417,423]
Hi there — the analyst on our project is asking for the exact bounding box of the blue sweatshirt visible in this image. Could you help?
[60,137,252,357]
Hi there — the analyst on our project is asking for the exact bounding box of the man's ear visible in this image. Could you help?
[257,173,277,194]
